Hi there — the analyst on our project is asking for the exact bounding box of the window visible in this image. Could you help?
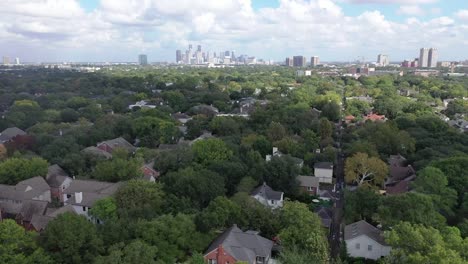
[307,186,314,191]
[208,259,217,264]
[368,245,373,251]
[271,200,275,204]
[355,243,360,249]
[82,206,86,211]
[256,256,265,263]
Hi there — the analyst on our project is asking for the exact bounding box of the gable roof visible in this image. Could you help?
[81,146,113,159]
[46,164,71,188]
[0,177,50,202]
[315,207,333,228]
[98,137,136,153]
[0,127,26,142]
[314,162,334,170]
[29,214,54,231]
[297,175,320,188]
[64,180,122,207]
[345,220,388,246]
[205,225,273,263]
[388,154,407,167]
[389,165,415,182]
[17,200,49,222]
[251,182,283,201]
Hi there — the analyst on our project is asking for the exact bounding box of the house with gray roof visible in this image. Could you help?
[314,162,334,184]
[345,220,391,260]
[0,176,51,215]
[0,127,26,143]
[204,224,274,264]
[81,146,113,159]
[96,137,136,154]
[250,182,283,209]
[297,175,320,195]
[15,200,48,228]
[63,180,122,220]
[46,164,73,202]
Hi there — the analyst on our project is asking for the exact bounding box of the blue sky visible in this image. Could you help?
[1,0,468,62]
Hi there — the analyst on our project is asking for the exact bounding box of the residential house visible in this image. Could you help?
[128,100,157,110]
[15,200,48,228]
[345,115,355,124]
[0,177,51,218]
[266,147,304,168]
[315,207,333,229]
[171,112,192,124]
[204,224,274,264]
[0,127,26,143]
[46,164,73,202]
[81,146,113,159]
[190,104,219,116]
[314,162,334,184]
[96,137,136,154]
[238,97,269,115]
[387,155,416,185]
[345,220,391,260]
[189,131,214,146]
[346,96,374,104]
[297,175,320,196]
[251,182,284,209]
[363,113,386,122]
[63,180,122,220]
[141,161,159,182]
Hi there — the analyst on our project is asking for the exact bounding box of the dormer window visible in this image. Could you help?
[256,256,265,263]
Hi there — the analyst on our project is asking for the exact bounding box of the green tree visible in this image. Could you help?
[192,138,233,166]
[344,152,388,187]
[265,156,300,197]
[279,201,329,262]
[41,213,103,264]
[210,116,241,136]
[196,196,244,232]
[413,167,458,217]
[60,108,80,123]
[89,197,118,222]
[162,167,225,208]
[267,121,287,142]
[135,214,208,263]
[115,180,164,219]
[378,192,445,228]
[0,157,48,184]
[92,157,142,182]
[132,116,178,147]
[385,222,468,264]
[344,188,381,223]
[93,240,158,264]
[319,118,333,140]
[0,220,52,264]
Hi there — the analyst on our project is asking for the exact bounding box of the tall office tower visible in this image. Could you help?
[2,56,9,65]
[428,48,438,68]
[285,57,293,67]
[187,49,193,64]
[377,54,389,66]
[15,57,20,65]
[311,56,320,67]
[293,56,306,67]
[196,51,203,64]
[419,48,430,68]
[213,52,217,58]
[138,54,148,65]
[176,50,182,63]
[225,51,230,57]
[231,51,236,60]
[189,44,193,50]
[197,45,201,52]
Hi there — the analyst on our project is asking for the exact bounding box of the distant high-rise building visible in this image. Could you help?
[197,45,201,52]
[311,56,320,67]
[224,51,230,57]
[189,44,193,50]
[15,57,20,65]
[419,48,430,68]
[377,54,389,66]
[138,54,148,65]
[176,50,182,63]
[293,56,306,67]
[285,57,293,67]
[2,56,9,65]
[428,48,438,68]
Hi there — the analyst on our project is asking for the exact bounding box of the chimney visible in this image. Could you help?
[75,192,83,204]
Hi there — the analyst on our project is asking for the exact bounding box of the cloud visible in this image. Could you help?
[343,0,437,4]
[455,9,468,20]
[397,5,425,16]
[0,0,465,62]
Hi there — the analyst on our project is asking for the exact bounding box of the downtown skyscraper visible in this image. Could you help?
[419,48,438,68]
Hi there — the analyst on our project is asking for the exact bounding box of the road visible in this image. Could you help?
[329,86,346,259]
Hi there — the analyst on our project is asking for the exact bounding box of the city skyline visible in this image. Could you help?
[0,0,467,62]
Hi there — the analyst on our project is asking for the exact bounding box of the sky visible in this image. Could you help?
[1,0,468,63]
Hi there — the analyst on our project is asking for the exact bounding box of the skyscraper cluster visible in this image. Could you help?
[2,56,20,65]
[285,55,320,67]
[176,45,263,65]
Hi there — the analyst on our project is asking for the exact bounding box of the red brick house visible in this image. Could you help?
[204,224,274,264]
[297,175,320,196]
[141,161,160,182]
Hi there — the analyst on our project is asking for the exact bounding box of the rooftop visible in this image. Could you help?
[344,220,387,246]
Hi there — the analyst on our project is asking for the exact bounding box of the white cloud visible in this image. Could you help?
[398,5,425,16]
[0,0,465,62]
[455,9,468,20]
[342,0,437,4]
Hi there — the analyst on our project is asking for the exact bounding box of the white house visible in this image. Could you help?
[250,182,284,209]
[128,100,157,110]
[345,220,391,260]
[314,162,334,183]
